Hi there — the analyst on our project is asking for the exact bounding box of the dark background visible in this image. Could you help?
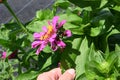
[0,0,54,24]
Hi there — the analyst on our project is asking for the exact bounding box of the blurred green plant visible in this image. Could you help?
[0,0,120,80]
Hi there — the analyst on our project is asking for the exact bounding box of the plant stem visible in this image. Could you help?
[53,6,57,16]
[3,0,28,33]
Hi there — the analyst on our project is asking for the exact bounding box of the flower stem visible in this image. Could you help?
[3,0,28,33]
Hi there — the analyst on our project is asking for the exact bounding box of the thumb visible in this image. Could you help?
[59,69,75,80]
[37,68,61,80]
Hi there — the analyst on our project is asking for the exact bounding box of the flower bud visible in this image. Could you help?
[100,61,109,73]
[8,50,18,59]
[63,30,72,37]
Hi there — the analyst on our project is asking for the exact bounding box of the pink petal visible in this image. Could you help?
[48,21,51,25]
[57,40,66,48]
[49,34,57,42]
[64,30,72,37]
[1,52,6,59]
[33,32,44,39]
[36,42,47,55]
[42,26,47,32]
[58,20,66,28]
[52,16,59,28]
[51,41,58,51]
[31,41,42,48]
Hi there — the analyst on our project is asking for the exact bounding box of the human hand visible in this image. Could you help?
[37,68,75,80]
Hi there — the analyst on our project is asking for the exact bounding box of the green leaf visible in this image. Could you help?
[60,41,80,70]
[38,52,58,71]
[26,20,47,32]
[43,45,52,53]
[68,0,101,9]
[27,33,34,42]
[87,44,105,63]
[69,27,84,35]
[16,70,39,80]
[54,0,70,9]
[59,13,82,24]
[63,22,79,29]
[0,39,10,48]
[27,9,54,32]
[115,44,120,52]
[36,9,54,20]
[82,10,91,24]
[39,55,53,70]
[75,37,90,79]
[90,20,105,37]
[112,6,120,12]
[64,23,84,35]
[0,26,9,40]
[105,51,120,72]
[100,0,108,8]
[85,65,104,80]
[22,49,36,68]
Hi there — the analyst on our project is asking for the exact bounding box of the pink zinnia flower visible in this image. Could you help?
[1,52,6,59]
[32,16,72,55]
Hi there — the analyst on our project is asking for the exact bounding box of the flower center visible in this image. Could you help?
[40,25,54,40]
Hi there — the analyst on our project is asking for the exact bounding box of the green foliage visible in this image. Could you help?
[54,0,70,9]
[16,70,39,80]
[1,0,120,80]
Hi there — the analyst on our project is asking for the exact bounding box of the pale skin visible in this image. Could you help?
[37,68,75,80]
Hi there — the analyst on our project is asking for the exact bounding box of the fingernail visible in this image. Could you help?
[68,69,75,75]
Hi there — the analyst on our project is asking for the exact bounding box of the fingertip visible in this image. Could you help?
[67,69,75,75]
[59,68,76,80]
[37,68,62,80]
[50,68,62,79]
[50,68,61,74]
